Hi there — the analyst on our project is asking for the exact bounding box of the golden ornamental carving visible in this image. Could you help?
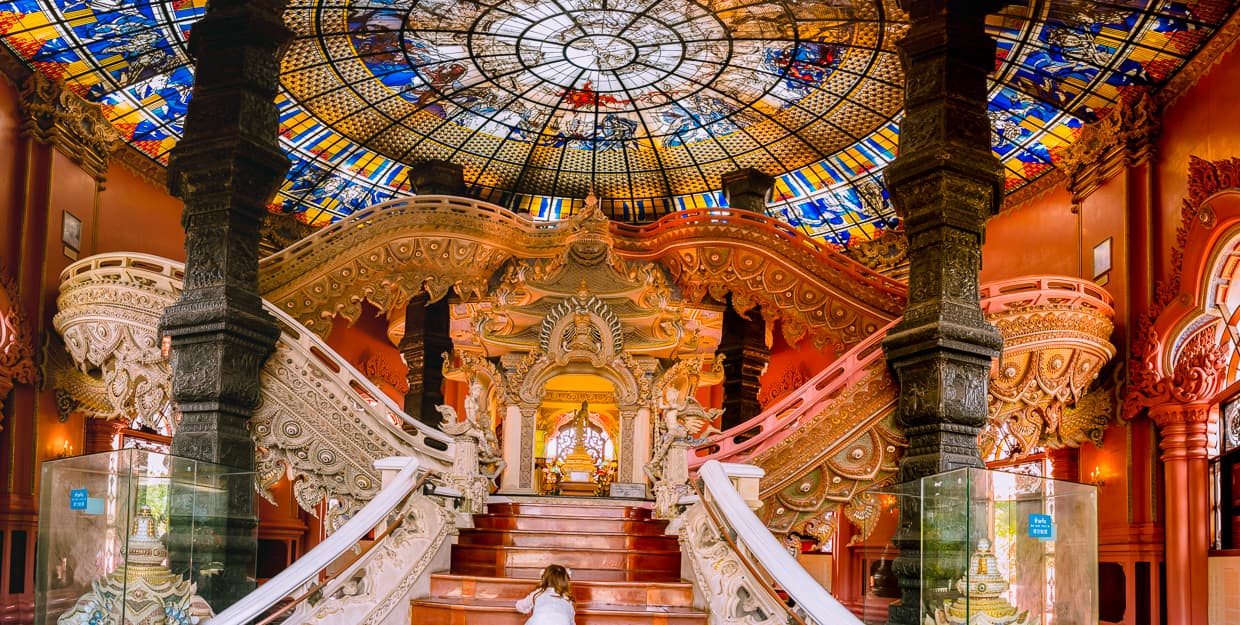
[754,361,904,545]
[19,72,120,181]
[1055,90,1159,203]
[842,230,909,278]
[0,267,38,426]
[983,305,1116,458]
[257,198,905,350]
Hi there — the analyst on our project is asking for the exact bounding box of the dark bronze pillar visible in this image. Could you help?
[400,294,453,427]
[158,0,290,607]
[719,303,767,430]
[411,159,466,195]
[881,2,1010,623]
[721,168,774,213]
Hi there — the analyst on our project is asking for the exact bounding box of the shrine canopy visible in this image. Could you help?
[0,0,1232,246]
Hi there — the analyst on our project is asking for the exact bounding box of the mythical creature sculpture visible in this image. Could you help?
[646,387,722,518]
[437,377,506,481]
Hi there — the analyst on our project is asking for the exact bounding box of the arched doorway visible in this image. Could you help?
[535,374,619,496]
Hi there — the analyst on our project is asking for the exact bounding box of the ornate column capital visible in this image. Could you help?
[18,72,120,181]
[1150,403,1212,461]
[1128,322,1227,420]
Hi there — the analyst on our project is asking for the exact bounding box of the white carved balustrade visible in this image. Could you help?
[52,253,454,527]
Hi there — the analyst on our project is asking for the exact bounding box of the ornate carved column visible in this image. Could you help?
[618,409,638,484]
[1139,328,1225,625]
[500,403,523,492]
[517,404,538,492]
[721,168,774,213]
[882,3,1009,624]
[719,301,768,429]
[398,294,452,427]
[157,0,291,607]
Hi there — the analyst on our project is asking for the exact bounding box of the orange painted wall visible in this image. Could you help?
[761,327,837,407]
[983,186,1079,283]
[97,164,183,260]
[1156,43,1240,285]
[325,304,408,407]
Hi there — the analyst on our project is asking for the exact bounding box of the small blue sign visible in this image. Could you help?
[69,488,88,510]
[1028,513,1054,540]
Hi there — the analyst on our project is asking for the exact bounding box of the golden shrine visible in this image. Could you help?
[428,196,723,496]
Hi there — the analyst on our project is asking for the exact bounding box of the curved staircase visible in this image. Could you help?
[410,500,707,625]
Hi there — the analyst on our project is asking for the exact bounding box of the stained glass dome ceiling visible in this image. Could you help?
[0,0,1234,247]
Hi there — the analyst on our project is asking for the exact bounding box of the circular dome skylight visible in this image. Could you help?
[0,0,1233,246]
[280,0,896,213]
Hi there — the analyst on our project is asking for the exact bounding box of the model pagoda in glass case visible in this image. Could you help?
[865,468,1098,625]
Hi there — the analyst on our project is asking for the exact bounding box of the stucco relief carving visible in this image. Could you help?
[983,303,1116,457]
[19,72,120,180]
[0,268,37,426]
[752,361,903,544]
[284,493,454,625]
[1126,156,1240,419]
[661,245,891,351]
[256,197,904,350]
[266,236,510,338]
[680,504,792,625]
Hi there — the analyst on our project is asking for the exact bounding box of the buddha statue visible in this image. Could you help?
[927,539,1030,625]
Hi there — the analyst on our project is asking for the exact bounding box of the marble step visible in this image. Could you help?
[486,501,655,520]
[428,574,696,608]
[457,527,679,551]
[452,543,682,576]
[449,563,683,583]
[472,513,669,535]
[408,597,707,625]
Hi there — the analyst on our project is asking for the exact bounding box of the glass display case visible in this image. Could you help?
[864,468,1098,625]
[35,449,257,625]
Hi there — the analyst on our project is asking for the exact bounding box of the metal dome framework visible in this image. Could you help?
[0,0,1232,246]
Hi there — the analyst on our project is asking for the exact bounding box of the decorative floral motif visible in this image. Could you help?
[0,267,37,426]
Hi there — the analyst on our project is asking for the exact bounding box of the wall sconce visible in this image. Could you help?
[57,440,74,459]
[1088,465,1105,488]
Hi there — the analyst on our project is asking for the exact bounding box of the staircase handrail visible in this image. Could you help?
[696,461,863,625]
[264,295,455,455]
[58,252,454,465]
[205,457,427,625]
[690,274,1114,470]
[688,319,896,469]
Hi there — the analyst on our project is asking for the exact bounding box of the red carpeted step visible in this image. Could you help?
[412,499,707,624]
[471,514,669,535]
[451,543,683,574]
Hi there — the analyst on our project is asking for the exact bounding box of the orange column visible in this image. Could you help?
[1150,403,1211,625]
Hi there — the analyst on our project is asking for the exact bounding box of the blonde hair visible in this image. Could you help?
[536,564,574,603]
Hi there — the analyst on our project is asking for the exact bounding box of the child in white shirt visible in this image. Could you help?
[515,564,576,625]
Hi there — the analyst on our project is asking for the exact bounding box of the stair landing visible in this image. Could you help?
[411,498,706,625]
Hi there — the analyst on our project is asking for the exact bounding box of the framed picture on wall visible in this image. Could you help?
[62,211,82,259]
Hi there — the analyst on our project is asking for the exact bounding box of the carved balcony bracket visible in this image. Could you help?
[19,72,120,182]
[983,297,1117,458]
[1055,90,1160,203]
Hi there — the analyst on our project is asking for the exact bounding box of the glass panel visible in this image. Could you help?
[35,449,256,625]
[864,467,1099,625]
